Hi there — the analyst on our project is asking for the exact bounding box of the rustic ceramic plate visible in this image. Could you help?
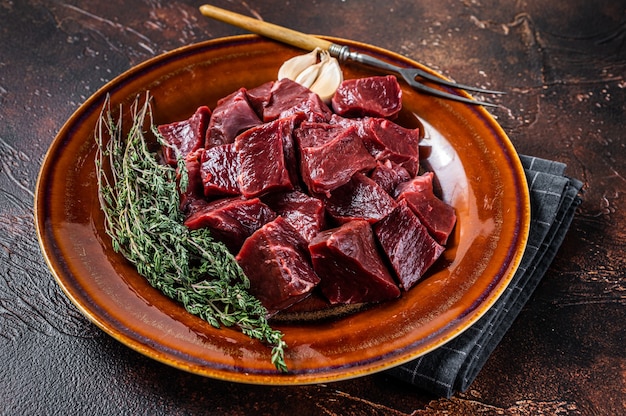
[35,35,530,385]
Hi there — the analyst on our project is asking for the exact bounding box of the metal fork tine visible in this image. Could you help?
[408,79,500,108]
[411,67,505,95]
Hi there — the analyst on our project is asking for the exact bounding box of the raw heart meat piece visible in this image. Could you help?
[373,200,445,290]
[205,88,262,148]
[309,220,400,305]
[157,105,211,166]
[331,75,402,119]
[236,217,321,316]
[199,143,241,198]
[184,197,276,254]
[324,173,397,224]
[235,117,295,198]
[395,172,457,245]
[261,190,326,242]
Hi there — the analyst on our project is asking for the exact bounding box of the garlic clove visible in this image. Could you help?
[277,48,320,81]
[309,56,343,102]
[294,59,324,88]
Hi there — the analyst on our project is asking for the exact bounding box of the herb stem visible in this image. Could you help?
[95,93,287,372]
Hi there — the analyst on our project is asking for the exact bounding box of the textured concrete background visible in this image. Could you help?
[1,1,624,414]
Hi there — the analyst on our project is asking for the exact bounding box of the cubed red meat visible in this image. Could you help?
[324,173,397,224]
[245,81,274,117]
[205,88,261,148]
[183,197,276,254]
[331,75,402,118]
[395,172,457,245]
[261,190,326,242]
[329,115,420,175]
[177,149,205,215]
[294,121,347,149]
[299,126,375,196]
[373,200,445,290]
[262,78,332,123]
[309,220,400,305]
[369,159,412,195]
[236,217,321,316]
[199,144,241,198]
[367,118,420,176]
[235,117,295,198]
[157,106,211,166]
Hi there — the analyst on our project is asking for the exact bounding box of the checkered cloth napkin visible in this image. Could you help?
[386,155,583,397]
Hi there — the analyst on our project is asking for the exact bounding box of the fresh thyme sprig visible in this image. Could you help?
[94,93,287,372]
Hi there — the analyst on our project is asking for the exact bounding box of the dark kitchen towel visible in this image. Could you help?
[385,155,583,398]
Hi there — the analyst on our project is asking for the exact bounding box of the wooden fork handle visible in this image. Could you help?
[199,4,333,52]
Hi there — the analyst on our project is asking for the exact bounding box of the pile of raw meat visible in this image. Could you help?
[157,75,456,317]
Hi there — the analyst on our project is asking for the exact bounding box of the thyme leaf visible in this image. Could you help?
[94,93,287,372]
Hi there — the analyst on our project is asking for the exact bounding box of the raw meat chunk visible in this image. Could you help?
[199,144,241,198]
[245,81,274,117]
[278,115,301,187]
[294,121,347,149]
[309,220,400,304]
[395,172,457,245]
[331,75,402,118]
[328,114,373,141]
[205,88,261,147]
[236,217,321,315]
[262,191,326,242]
[183,197,276,253]
[330,116,420,175]
[369,159,412,195]
[158,106,211,165]
[262,78,332,123]
[367,118,420,175]
[373,200,445,290]
[235,118,295,198]
[324,173,397,224]
[299,126,375,196]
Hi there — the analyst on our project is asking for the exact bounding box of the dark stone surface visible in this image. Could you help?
[1,0,624,414]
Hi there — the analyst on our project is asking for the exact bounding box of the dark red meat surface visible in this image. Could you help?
[367,118,420,176]
[183,197,276,253]
[261,191,326,242]
[373,200,445,291]
[200,144,241,198]
[157,105,211,166]
[331,75,402,118]
[205,88,261,148]
[236,217,321,316]
[177,149,205,215]
[299,126,376,196]
[294,121,347,149]
[324,173,397,224]
[235,117,295,198]
[262,78,332,123]
[369,159,412,195]
[159,75,456,314]
[396,172,457,245]
[245,81,274,116]
[329,115,420,176]
[309,220,400,305]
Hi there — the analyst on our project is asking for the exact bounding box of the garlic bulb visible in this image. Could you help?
[277,49,343,102]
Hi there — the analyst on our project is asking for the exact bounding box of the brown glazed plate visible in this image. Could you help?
[35,35,530,385]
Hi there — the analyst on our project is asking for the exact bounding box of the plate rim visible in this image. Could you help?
[35,34,530,385]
